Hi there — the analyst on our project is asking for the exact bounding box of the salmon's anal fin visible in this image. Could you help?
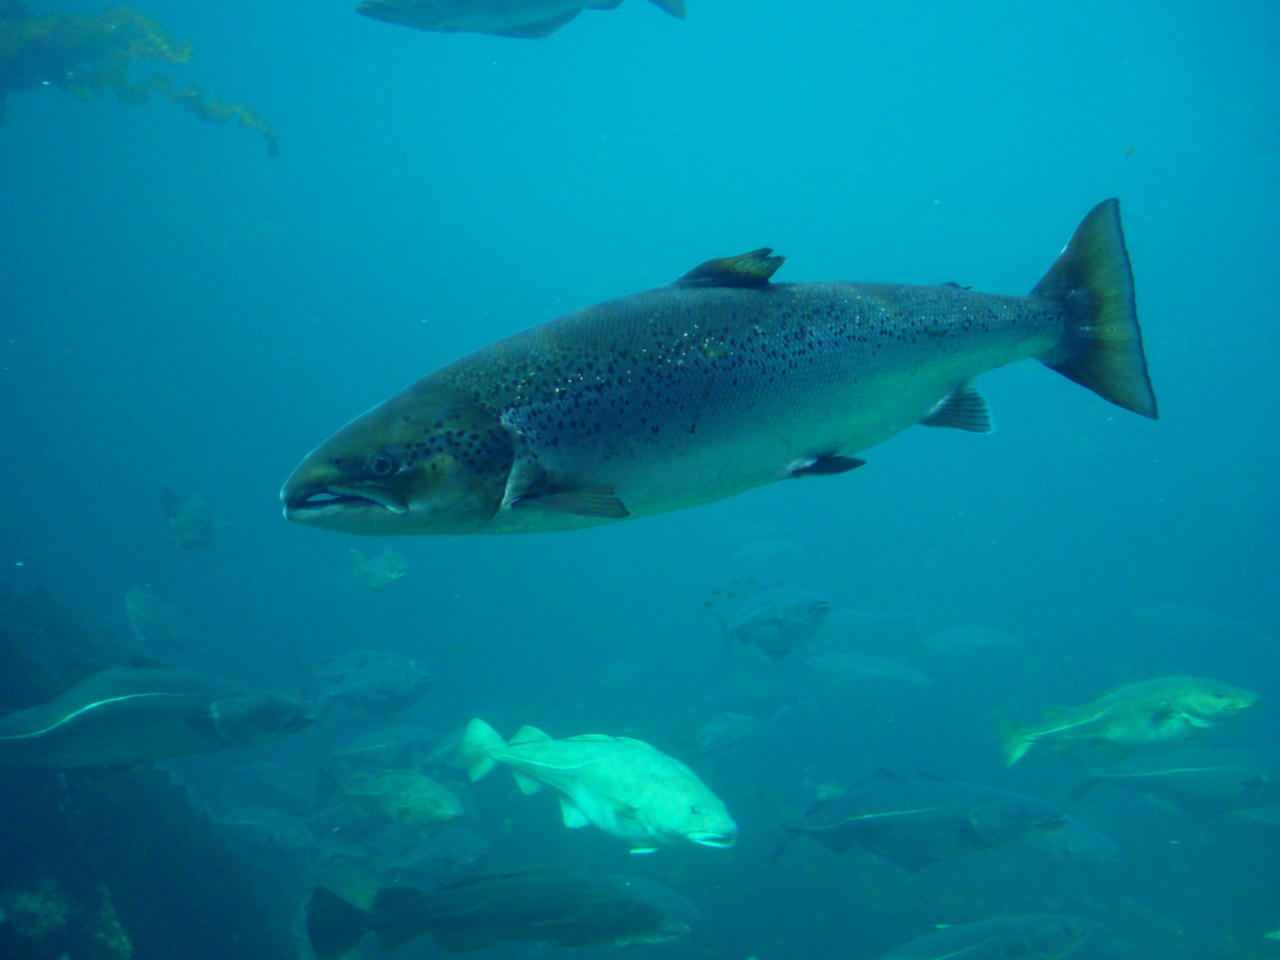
[921,384,993,433]
[1032,199,1158,419]
[788,454,865,477]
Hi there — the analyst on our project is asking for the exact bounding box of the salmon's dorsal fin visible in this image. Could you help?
[509,725,552,745]
[676,249,785,288]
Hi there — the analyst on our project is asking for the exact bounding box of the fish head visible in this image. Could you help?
[677,798,738,849]
[1179,679,1260,723]
[281,385,513,535]
[969,795,1068,845]
[212,695,316,747]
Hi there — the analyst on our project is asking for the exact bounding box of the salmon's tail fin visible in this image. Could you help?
[1000,719,1036,767]
[306,887,369,960]
[646,0,687,17]
[1032,199,1158,419]
[460,718,506,782]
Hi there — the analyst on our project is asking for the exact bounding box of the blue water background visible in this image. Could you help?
[1,1,1278,957]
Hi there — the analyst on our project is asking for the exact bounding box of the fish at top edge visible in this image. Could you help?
[356,0,685,40]
[280,200,1157,537]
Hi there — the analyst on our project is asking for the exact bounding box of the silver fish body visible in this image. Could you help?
[357,0,684,39]
[281,201,1156,536]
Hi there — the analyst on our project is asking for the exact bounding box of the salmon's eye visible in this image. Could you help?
[367,451,398,476]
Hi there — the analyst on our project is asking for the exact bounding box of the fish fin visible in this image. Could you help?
[306,886,369,960]
[676,248,785,288]
[459,718,505,781]
[629,846,659,855]
[509,724,553,744]
[921,384,993,433]
[1032,199,1157,418]
[788,454,866,477]
[646,0,686,17]
[559,796,591,829]
[511,486,629,518]
[1000,720,1034,767]
[493,11,579,37]
[512,770,544,795]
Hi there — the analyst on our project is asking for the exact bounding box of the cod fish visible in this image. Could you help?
[280,200,1157,537]
[160,486,218,549]
[1071,747,1280,817]
[873,914,1101,960]
[307,869,690,960]
[348,547,409,588]
[0,667,314,767]
[707,580,830,660]
[771,770,1066,871]
[319,767,464,831]
[356,0,685,39]
[314,649,434,718]
[1002,675,1259,767]
[460,718,736,852]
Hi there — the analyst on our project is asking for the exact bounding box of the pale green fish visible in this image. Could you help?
[356,0,685,40]
[348,547,409,587]
[0,667,314,767]
[321,768,464,832]
[281,201,1156,537]
[1002,676,1259,767]
[460,719,736,853]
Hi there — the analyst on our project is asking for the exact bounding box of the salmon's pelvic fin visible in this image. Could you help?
[1032,199,1158,419]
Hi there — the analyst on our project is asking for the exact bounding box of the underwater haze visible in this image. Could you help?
[1,1,1277,959]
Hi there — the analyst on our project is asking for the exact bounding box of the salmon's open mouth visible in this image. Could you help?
[281,484,407,520]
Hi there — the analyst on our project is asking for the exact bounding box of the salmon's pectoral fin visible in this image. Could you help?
[494,11,580,38]
[788,454,866,478]
[676,248,785,288]
[559,797,591,829]
[511,485,629,518]
[921,384,993,433]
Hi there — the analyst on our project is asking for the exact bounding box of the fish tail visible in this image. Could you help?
[306,887,369,960]
[1032,199,1158,419]
[1000,719,1035,767]
[460,717,505,781]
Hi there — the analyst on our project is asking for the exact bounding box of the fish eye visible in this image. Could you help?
[366,451,398,476]
[690,804,700,814]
